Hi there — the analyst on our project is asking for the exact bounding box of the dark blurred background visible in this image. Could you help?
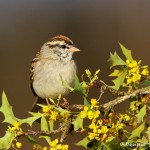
[0,0,150,149]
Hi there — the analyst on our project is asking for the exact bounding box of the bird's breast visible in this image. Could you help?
[32,59,77,99]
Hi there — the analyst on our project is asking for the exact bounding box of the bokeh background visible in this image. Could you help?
[0,0,150,149]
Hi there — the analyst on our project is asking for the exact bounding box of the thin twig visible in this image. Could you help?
[101,86,150,108]
[17,128,62,137]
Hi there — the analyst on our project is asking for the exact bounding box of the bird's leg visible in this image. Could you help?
[45,98,50,106]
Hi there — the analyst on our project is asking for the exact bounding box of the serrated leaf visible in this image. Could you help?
[119,43,133,61]
[40,116,51,144]
[0,91,19,125]
[76,137,90,148]
[129,122,145,139]
[109,69,123,77]
[21,114,42,126]
[136,105,146,124]
[25,135,37,144]
[108,52,126,69]
[142,80,150,88]
[112,69,127,90]
[0,131,15,149]
[72,115,83,131]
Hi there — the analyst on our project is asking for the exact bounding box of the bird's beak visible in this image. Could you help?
[69,47,80,53]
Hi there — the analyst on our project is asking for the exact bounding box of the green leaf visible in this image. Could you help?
[136,105,146,124]
[60,75,74,91]
[21,112,43,126]
[112,69,127,90]
[84,97,90,106]
[40,116,51,144]
[0,91,19,125]
[129,122,145,139]
[48,120,54,131]
[108,52,126,69]
[142,80,150,88]
[72,115,83,131]
[41,116,49,131]
[74,75,85,95]
[105,136,115,143]
[119,43,133,61]
[0,131,15,150]
[49,120,54,131]
[76,137,90,148]
[55,106,69,114]
[109,69,123,77]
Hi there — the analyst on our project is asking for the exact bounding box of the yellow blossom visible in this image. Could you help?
[8,121,22,132]
[101,126,109,134]
[141,97,147,103]
[91,99,99,108]
[101,133,107,141]
[87,110,95,120]
[50,139,68,150]
[93,110,100,119]
[56,144,63,149]
[117,122,125,130]
[50,139,59,147]
[80,106,88,118]
[49,111,58,121]
[80,111,87,119]
[88,132,98,140]
[124,114,130,121]
[16,142,22,149]
[84,106,89,112]
[141,68,149,76]
[42,106,51,113]
[61,145,69,150]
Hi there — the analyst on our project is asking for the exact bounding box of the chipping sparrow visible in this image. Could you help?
[30,35,80,111]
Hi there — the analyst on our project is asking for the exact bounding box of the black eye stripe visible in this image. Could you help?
[61,45,66,49]
[47,43,70,49]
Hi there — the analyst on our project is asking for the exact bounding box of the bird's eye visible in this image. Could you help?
[61,45,66,49]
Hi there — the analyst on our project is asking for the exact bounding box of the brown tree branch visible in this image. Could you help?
[101,86,150,109]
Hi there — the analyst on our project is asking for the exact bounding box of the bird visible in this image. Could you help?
[30,35,80,111]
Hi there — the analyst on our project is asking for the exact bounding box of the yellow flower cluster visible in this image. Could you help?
[119,113,130,122]
[8,121,22,133]
[33,139,68,150]
[80,99,100,120]
[49,139,69,150]
[7,122,23,149]
[88,119,109,141]
[42,105,70,123]
[124,60,149,86]
[80,99,132,142]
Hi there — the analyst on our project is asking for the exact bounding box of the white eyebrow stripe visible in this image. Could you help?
[47,41,65,45]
